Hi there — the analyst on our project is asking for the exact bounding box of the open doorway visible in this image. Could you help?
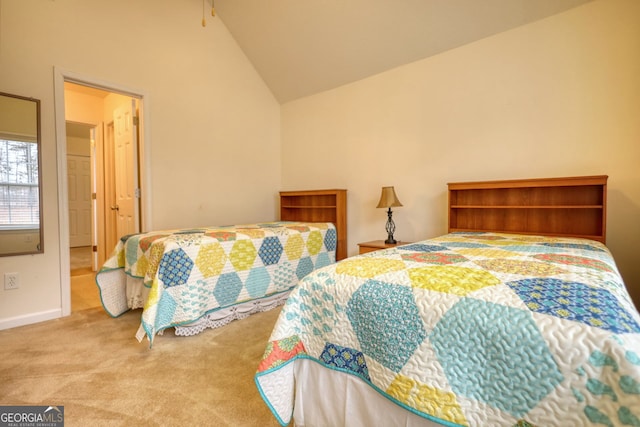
[65,119,101,311]
[55,72,147,315]
[66,121,93,276]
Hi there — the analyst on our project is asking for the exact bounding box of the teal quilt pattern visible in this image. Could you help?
[255,232,640,426]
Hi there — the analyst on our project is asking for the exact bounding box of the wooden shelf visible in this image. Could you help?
[449,228,603,241]
[451,205,603,209]
[448,176,608,243]
[281,205,338,209]
[280,189,347,260]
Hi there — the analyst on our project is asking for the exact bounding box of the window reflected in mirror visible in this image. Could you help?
[0,92,43,255]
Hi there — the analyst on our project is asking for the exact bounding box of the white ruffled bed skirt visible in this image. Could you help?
[173,291,290,336]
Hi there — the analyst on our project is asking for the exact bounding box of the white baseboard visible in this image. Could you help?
[0,309,64,331]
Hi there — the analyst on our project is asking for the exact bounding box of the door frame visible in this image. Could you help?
[54,67,152,317]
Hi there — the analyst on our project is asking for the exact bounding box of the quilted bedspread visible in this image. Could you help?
[255,232,640,426]
[95,221,337,344]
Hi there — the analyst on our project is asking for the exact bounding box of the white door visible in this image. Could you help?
[113,99,140,239]
[67,154,92,247]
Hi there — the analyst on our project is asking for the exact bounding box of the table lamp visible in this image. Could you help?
[376,186,403,244]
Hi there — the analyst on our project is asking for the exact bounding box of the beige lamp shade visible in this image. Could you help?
[376,186,403,209]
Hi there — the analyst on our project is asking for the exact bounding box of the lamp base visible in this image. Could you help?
[384,208,397,245]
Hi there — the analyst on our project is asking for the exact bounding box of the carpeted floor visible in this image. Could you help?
[0,305,285,426]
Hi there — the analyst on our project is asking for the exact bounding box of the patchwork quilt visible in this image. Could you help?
[95,221,337,344]
[255,232,640,427]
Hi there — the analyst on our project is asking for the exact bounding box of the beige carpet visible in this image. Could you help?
[0,306,285,426]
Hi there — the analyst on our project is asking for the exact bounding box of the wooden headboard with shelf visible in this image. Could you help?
[448,176,608,243]
[279,189,347,260]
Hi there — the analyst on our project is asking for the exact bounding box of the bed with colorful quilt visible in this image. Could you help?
[96,221,338,344]
[255,176,640,427]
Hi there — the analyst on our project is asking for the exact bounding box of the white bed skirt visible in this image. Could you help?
[173,291,290,336]
[96,269,150,317]
[292,359,446,427]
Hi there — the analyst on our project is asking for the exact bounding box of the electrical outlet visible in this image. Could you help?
[4,272,19,290]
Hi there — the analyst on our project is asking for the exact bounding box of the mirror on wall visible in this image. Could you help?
[0,92,43,256]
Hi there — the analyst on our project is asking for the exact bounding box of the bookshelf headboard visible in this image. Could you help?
[448,176,608,243]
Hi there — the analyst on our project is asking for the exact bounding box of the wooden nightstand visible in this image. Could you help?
[358,240,411,255]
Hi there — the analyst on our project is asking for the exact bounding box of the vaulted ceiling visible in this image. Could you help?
[214,0,593,103]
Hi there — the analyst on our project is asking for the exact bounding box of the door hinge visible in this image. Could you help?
[92,192,97,200]
[133,116,139,126]
[92,245,98,252]
[135,188,141,198]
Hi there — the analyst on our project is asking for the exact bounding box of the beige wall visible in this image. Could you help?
[281,0,640,306]
[66,136,90,156]
[0,95,38,139]
[0,0,280,328]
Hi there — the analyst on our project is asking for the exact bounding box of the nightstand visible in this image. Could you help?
[358,240,411,255]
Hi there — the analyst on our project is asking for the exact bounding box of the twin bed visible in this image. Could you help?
[95,189,347,344]
[254,176,640,427]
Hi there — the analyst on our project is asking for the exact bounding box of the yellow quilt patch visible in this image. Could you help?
[409,266,500,296]
[387,374,468,426]
[229,240,257,271]
[135,255,149,277]
[196,242,227,278]
[285,234,304,260]
[147,242,166,277]
[306,230,323,256]
[117,248,125,267]
[144,278,161,310]
[335,258,406,278]
[455,248,519,259]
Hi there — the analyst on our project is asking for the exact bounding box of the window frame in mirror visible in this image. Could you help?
[0,91,43,256]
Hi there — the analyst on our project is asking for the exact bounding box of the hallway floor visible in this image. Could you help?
[70,245,102,311]
[71,272,102,311]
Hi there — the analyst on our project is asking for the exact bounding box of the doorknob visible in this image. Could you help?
[110,205,119,211]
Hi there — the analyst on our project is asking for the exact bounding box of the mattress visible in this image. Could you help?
[255,232,640,426]
[95,221,337,344]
